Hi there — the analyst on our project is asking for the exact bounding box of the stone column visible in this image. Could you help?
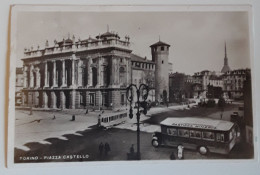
[61,59,66,87]
[29,64,34,88]
[35,67,41,88]
[43,91,48,108]
[34,92,39,107]
[88,59,93,87]
[78,60,83,87]
[126,58,130,85]
[111,57,119,87]
[99,58,104,87]
[71,58,75,88]
[70,90,76,109]
[52,60,58,87]
[44,61,49,88]
[51,91,57,108]
[23,66,28,88]
[60,91,66,109]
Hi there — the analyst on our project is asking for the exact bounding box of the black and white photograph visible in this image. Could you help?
[8,5,255,165]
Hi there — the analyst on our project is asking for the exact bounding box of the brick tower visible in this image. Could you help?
[150,40,170,101]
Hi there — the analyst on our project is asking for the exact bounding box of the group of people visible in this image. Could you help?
[98,142,111,159]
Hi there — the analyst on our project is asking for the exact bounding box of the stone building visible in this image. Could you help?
[20,30,171,109]
[222,69,250,99]
[15,67,24,106]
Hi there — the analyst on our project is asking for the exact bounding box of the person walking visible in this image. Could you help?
[130,144,135,154]
[170,152,176,160]
[71,115,75,121]
[99,142,104,159]
[104,142,111,157]
[177,145,184,160]
[85,109,88,114]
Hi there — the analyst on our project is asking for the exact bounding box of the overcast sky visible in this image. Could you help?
[16,11,251,75]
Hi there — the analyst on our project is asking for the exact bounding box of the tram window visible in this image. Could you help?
[190,130,201,139]
[178,129,189,138]
[229,131,233,140]
[216,133,225,142]
[167,128,177,136]
[202,131,215,141]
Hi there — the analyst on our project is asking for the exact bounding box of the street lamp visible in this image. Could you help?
[126,83,149,160]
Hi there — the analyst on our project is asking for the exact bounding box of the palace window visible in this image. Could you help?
[119,67,126,86]
[92,67,98,86]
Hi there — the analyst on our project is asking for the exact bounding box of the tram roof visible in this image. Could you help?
[160,117,234,131]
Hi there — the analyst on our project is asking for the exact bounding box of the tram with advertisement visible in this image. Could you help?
[151,117,240,155]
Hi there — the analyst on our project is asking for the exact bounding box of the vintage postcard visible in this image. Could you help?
[8,5,256,166]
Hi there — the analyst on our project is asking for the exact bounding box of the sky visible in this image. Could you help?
[16,11,251,75]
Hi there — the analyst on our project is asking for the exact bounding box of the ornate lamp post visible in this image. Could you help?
[126,83,149,160]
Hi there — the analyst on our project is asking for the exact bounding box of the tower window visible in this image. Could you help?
[161,46,164,51]
[162,60,164,64]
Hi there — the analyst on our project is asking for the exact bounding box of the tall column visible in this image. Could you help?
[29,64,34,88]
[88,59,93,87]
[35,67,40,88]
[126,58,130,85]
[60,91,66,109]
[44,61,49,88]
[43,91,48,108]
[70,90,76,109]
[111,57,119,87]
[51,91,57,108]
[52,60,57,87]
[99,58,104,87]
[71,58,75,88]
[61,59,66,87]
[23,66,28,88]
[78,60,83,87]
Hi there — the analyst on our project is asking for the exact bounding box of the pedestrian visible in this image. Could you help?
[98,114,101,127]
[104,142,111,156]
[52,115,56,120]
[71,115,75,121]
[99,142,104,159]
[29,107,33,115]
[170,152,176,160]
[177,145,184,160]
[130,144,135,154]
[85,109,88,114]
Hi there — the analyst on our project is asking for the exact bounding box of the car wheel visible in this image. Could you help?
[198,146,208,155]
[152,139,159,148]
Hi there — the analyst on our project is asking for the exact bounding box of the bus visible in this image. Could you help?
[99,111,128,128]
[151,117,240,155]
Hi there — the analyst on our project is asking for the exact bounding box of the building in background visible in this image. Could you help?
[221,42,231,73]
[222,69,250,99]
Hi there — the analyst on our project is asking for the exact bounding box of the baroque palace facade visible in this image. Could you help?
[21,30,171,110]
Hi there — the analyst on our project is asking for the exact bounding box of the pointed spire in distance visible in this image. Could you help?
[159,35,160,41]
[107,24,109,32]
[225,41,227,58]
